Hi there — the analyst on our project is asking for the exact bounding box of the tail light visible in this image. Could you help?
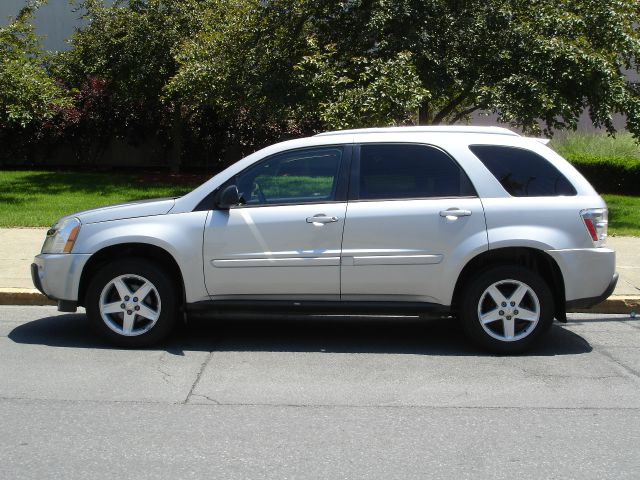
[580,208,608,247]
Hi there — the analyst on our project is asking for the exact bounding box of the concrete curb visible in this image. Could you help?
[0,288,56,306]
[0,288,638,315]
[569,296,640,315]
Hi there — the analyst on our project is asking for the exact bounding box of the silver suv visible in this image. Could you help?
[32,127,617,353]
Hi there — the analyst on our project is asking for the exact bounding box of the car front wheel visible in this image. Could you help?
[86,258,178,347]
[459,266,554,354]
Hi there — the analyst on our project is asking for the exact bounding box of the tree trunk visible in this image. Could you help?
[169,105,183,174]
[418,102,431,125]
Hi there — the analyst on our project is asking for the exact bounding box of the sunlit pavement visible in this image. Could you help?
[1,306,639,479]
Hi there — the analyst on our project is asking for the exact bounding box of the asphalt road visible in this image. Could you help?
[1,306,639,479]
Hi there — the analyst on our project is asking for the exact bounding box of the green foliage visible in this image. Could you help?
[295,44,429,129]
[166,0,430,131]
[165,0,640,139]
[165,0,312,127]
[0,2,68,128]
[551,132,640,162]
[339,0,640,137]
[4,0,640,167]
[256,175,334,199]
[550,132,640,194]
[55,0,205,108]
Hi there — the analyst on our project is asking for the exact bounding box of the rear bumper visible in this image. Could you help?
[566,272,619,310]
[546,247,616,304]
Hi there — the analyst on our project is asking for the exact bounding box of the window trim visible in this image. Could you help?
[349,142,478,202]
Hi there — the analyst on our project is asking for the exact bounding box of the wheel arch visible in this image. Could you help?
[77,243,186,309]
[452,247,566,321]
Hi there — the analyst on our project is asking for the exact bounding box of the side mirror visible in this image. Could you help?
[217,185,241,210]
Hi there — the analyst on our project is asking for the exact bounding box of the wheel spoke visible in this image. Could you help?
[122,311,135,334]
[516,307,538,322]
[486,285,507,306]
[102,301,123,314]
[510,284,529,306]
[480,308,502,325]
[502,317,515,339]
[133,282,153,302]
[113,278,131,300]
[136,304,159,322]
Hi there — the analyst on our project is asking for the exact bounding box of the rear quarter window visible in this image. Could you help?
[469,145,577,197]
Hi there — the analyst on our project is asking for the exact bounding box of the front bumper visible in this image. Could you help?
[31,253,91,309]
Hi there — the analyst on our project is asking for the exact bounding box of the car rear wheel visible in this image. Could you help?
[86,258,178,347]
[459,266,554,354]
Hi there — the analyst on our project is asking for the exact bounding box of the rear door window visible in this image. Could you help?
[355,144,476,200]
[469,145,576,196]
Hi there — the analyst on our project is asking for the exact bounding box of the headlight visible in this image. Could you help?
[41,217,81,254]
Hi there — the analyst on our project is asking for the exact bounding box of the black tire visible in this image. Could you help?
[85,258,178,347]
[459,265,554,354]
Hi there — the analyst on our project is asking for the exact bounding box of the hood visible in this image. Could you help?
[71,197,177,225]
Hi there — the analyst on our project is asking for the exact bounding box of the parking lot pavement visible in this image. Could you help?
[1,306,639,479]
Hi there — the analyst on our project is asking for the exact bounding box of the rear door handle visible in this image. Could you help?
[306,214,339,224]
[439,208,472,218]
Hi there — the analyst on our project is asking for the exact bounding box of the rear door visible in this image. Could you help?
[340,143,488,305]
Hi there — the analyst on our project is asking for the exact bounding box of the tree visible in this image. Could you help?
[0,1,68,129]
[318,0,640,136]
[168,0,640,138]
[164,0,314,154]
[53,0,208,170]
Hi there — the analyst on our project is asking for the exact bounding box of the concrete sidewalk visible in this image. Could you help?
[0,228,638,312]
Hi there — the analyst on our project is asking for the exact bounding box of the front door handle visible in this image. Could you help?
[306,214,339,224]
[439,208,472,218]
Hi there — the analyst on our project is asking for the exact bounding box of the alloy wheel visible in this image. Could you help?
[98,274,161,337]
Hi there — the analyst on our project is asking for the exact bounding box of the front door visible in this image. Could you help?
[203,146,349,300]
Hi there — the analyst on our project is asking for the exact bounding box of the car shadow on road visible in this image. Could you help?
[8,312,592,356]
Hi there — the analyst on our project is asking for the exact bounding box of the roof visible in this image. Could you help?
[314,126,520,137]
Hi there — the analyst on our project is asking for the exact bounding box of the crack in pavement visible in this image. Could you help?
[1,395,640,411]
[189,393,222,405]
[183,351,214,404]
[595,346,640,380]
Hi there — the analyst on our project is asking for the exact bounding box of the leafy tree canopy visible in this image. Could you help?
[0,1,68,128]
[166,0,640,137]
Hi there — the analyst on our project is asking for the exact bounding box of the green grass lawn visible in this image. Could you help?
[0,170,638,236]
[602,194,640,237]
[0,170,197,227]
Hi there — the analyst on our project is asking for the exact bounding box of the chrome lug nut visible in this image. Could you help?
[501,302,507,307]
[120,303,126,309]
[134,306,140,311]
[499,310,505,316]
[124,296,130,301]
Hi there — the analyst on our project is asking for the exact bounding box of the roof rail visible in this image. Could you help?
[315,126,520,137]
